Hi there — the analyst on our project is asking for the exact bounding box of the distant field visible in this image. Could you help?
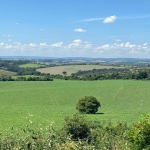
[37,65,123,75]
[0,80,150,132]
[19,63,45,68]
[0,70,16,77]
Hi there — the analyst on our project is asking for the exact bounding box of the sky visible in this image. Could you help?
[0,0,150,58]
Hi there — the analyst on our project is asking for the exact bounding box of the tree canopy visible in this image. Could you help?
[76,96,101,114]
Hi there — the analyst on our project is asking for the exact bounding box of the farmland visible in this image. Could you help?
[0,69,16,77]
[37,65,124,75]
[19,63,45,68]
[0,80,150,132]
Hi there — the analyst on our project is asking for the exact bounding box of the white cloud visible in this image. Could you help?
[78,17,104,22]
[0,41,150,58]
[78,14,150,23]
[0,43,4,46]
[4,35,11,37]
[68,39,82,48]
[73,39,82,43]
[74,28,86,32]
[51,42,63,48]
[40,43,47,46]
[143,43,148,46]
[103,15,117,23]
[29,43,36,47]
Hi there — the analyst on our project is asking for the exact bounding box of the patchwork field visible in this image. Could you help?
[0,80,150,132]
[0,69,16,77]
[37,65,123,75]
[19,63,45,68]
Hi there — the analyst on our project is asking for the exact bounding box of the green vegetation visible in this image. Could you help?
[128,114,150,149]
[0,113,150,149]
[76,96,100,114]
[0,80,150,132]
[1,59,150,148]
[64,113,91,139]
[19,63,45,68]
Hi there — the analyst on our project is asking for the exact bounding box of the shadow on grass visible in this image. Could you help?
[96,112,104,115]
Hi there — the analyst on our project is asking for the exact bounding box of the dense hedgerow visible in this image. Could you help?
[0,114,150,150]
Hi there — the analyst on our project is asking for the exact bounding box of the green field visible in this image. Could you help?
[0,80,150,132]
[19,63,45,68]
[37,65,124,75]
[0,70,16,77]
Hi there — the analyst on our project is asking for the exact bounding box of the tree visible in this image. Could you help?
[137,71,148,79]
[76,96,101,114]
[62,71,67,75]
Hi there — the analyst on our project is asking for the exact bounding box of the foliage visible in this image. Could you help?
[89,121,131,149]
[1,113,150,149]
[63,113,91,140]
[136,71,148,79]
[76,96,100,114]
[127,114,150,149]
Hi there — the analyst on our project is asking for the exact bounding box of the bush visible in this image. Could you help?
[76,96,101,114]
[127,114,150,149]
[63,113,92,140]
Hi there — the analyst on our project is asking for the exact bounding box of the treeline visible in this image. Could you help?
[52,68,150,81]
[0,114,150,149]
[0,60,53,81]
[0,60,30,72]
[0,74,53,81]
[0,60,38,75]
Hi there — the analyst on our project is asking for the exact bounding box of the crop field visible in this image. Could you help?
[0,69,16,77]
[19,63,45,68]
[37,65,124,75]
[0,80,150,132]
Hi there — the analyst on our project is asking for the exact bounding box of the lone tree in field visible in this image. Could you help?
[76,96,101,114]
[62,71,67,75]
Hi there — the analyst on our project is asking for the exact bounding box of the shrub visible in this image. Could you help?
[76,96,100,114]
[127,114,150,149]
[63,113,92,140]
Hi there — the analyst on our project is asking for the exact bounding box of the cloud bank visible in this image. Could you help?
[0,40,149,58]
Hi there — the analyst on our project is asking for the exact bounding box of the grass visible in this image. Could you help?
[37,65,124,75]
[0,80,150,132]
[0,69,16,77]
[19,63,45,68]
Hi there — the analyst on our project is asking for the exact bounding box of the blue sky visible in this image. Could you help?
[0,0,150,58]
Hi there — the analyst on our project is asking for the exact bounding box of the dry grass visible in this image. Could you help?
[37,65,123,75]
[0,70,16,77]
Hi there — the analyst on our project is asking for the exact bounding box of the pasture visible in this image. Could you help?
[37,65,124,75]
[0,69,16,77]
[0,80,150,132]
[19,63,45,68]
